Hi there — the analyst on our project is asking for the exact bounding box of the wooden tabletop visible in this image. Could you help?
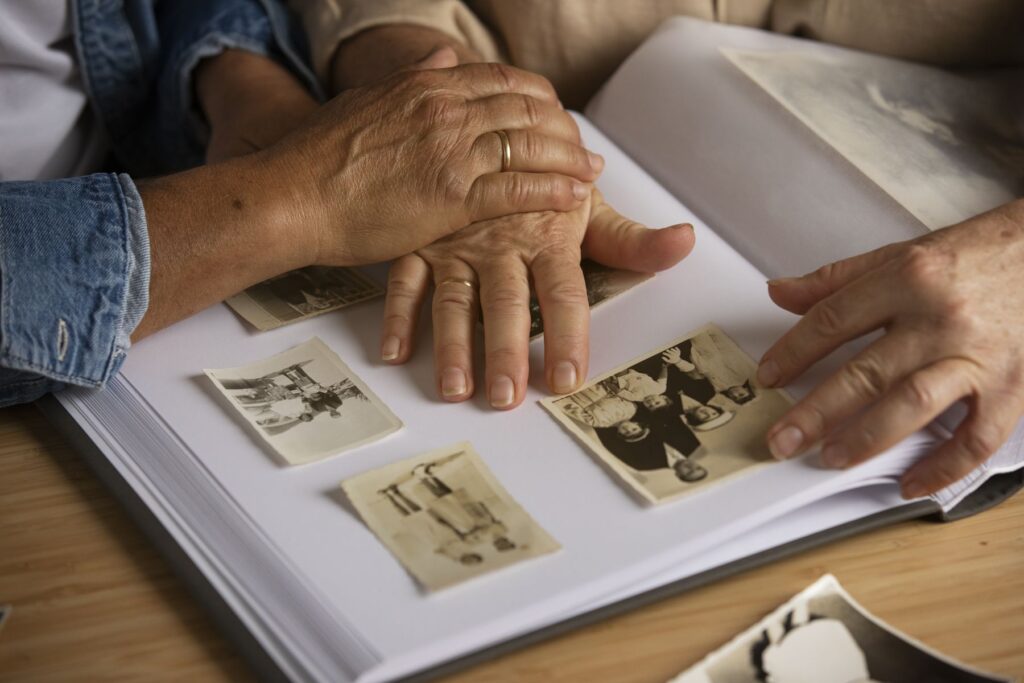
[1,402,1022,682]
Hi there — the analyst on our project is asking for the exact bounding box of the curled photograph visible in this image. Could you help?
[542,324,792,504]
[204,337,401,465]
[225,266,383,331]
[342,442,560,591]
[670,575,1011,683]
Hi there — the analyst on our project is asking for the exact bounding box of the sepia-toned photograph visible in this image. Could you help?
[723,47,1024,231]
[225,266,383,331]
[342,442,560,591]
[529,261,652,338]
[204,337,401,465]
[542,324,792,504]
[671,574,1011,683]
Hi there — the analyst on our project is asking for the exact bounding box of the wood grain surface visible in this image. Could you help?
[1,403,1022,682]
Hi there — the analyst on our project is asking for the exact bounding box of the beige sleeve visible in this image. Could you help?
[288,0,504,86]
[771,0,1024,67]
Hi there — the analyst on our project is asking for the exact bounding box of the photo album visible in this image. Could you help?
[46,17,1024,683]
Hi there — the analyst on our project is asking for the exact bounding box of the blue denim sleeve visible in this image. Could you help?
[150,0,322,171]
[0,174,150,407]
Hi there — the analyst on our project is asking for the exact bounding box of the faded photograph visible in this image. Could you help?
[724,47,1024,231]
[529,261,652,338]
[342,442,560,591]
[205,337,400,465]
[671,575,1010,683]
[542,324,791,504]
[226,266,383,331]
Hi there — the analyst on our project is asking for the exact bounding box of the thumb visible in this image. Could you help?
[768,239,907,314]
[581,191,695,273]
[406,46,460,72]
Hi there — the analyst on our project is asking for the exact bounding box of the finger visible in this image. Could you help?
[465,172,589,223]
[431,263,479,402]
[441,62,560,104]
[768,241,908,315]
[816,358,976,470]
[531,245,589,395]
[900,391,1019,498]
[582,192,695,272]
[766,331,926,460]
[757,267,901,389]
[467,95,580,141]
[402,46,460,72]
[381,254,430,364]
[477,256,532,409]
[469,130,602,181]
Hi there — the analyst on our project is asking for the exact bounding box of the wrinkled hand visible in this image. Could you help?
[196,49,320,163]
[758,199,1024,498]
[257,54,598,266]
[379,189,695,408]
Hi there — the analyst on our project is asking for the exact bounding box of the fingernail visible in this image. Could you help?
[489,375,515,408]
[767,277,799,287]
[552,361,578,394]
[757,359,780,387]
[821,443,847,468]
[769,425,803,459]
[901,477,926,499]
[588,152,605,173]
[381,335,401,361]
[572,181,589,201]
[441,367,467,397]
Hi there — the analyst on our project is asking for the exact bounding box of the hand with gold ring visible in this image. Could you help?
[379,189,695,408]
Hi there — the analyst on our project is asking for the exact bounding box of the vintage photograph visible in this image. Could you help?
[225,266,383,331]
[671,575,1011,683]
[724,47,1024,231]
[529,261,652,338]
[342,442,560,591]
[204,337,401,465]
[542,324,791,504]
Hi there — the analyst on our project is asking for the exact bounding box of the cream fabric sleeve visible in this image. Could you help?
[288,0,503,86]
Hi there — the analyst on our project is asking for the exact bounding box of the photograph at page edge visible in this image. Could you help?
[542,323,793,504]
[669,574,1013,683]
[225,266,384,331]
[341,442,560,591]
[204,337,401,465]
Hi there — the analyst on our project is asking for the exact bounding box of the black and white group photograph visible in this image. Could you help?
[225,266,384,331]
[204,337,401,465]
[342,442,560,591]
[544,324,792,504]
[671,575,1011,683]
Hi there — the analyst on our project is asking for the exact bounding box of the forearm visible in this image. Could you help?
[330,23,483,91]
[133,155,308,339]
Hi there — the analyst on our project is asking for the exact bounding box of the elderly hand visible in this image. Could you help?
[379,189,695,408]
[757,199,1024,498]
[258,56,599,266]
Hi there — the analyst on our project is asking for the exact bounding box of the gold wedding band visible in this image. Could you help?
[438,278,476,290]
[496,129,512,172]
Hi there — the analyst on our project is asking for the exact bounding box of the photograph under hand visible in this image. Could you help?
[671,575,1010,683]
[342,442,560,592]
[542,324,791,504]
[225,266,383,331]
[205,337,401,465]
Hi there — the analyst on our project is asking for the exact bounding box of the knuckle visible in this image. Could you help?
[486,63,518,92]
[382,311,414,329]
[433,288,475,313]
[484,284,526,316]
[436,339,471,360]
[417,93,465,128]
[902,374,937,412]
[810,298,846,338]
[896,243,949,293]
[439,163,471,206]
[796,402,829,439]
[486,346,521,368]
[961,425,1000,464]
[519,93,541,128]
[841,355,889,399]
[386,276,423,301]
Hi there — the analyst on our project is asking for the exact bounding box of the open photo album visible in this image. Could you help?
[46,17,1024,683]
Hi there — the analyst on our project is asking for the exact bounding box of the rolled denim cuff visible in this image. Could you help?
[0,173,151,405]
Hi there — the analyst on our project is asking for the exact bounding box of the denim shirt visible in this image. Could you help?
[0,0,319,407]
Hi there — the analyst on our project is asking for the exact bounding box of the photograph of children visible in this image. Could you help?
[225,266,383,331]
[204,337,401,465]
[542,324,792,504]
[525,260,652,338]
[342,442,560,591]
[671,575,1011,683]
